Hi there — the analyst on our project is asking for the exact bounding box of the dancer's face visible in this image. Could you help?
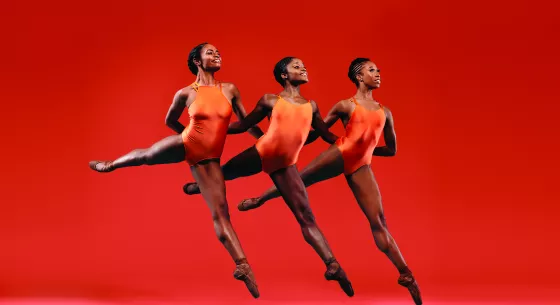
[198,44,221,72]
[283,58,309,85]
[358,62,381,89]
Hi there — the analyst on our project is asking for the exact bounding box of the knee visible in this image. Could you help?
[211,203,230,243]
[301,171,315,186]
[211,202,230,222]
[131,148,153,165]
[297,206,316,227]
[370,213,388,232]
[143,151,158,165]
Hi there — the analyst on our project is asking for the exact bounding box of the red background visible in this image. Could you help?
[1,0,559,304]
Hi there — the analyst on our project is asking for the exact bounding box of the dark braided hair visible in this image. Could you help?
[187,42,208,75]
[348,58,371,87]
[273,56,296,86]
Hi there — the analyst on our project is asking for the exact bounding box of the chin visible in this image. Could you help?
[208,65,221,72]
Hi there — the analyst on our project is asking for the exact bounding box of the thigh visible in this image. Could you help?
[190,160,228,211]
[222,145,263,179]
[345,165,384,224]
[148,135,186,163]
[269,166,313,218]
[300,144,344,186]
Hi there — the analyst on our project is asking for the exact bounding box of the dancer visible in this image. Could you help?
[183,57,354,296]
[236,58,422,304]
[88,43,261,298]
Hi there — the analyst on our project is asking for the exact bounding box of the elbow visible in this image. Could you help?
[228,124,246,134]
[389,147,397,157]
[165,116,175,128]
[238,124,250,133]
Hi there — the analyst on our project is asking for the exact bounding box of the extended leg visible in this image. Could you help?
[346,165,422,304]
[89,135,185,172]
[239,144,344,211]
[270,165,353,297]
[191,160,259,298]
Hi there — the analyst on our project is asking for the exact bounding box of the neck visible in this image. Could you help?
[282,82,301,97]
[195,70,216,86]
[354,85,374,100]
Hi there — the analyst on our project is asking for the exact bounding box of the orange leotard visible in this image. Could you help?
[335,98,386,175]
[255,97,313,174]
[181,82,232,165]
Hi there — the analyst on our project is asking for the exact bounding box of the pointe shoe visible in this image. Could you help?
[324,260,354,297]
[237,198,261,212]
[398,273,422,305]
[233,263,260,298]
[89,161,114,173]
[182,182,200,195]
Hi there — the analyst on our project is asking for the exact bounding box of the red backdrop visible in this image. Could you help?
[1,0,559,304]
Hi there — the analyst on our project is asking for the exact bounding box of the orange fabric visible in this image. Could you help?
[335,98,386,175]
[256,97,313,174]
[181,83,232,165]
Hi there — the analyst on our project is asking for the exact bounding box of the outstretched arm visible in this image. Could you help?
[373,106,397,156]
[229,85,265,139]
[309,101,339,145]
[305,101,343,144]
[165,89,188,134]
[228,95,271,134]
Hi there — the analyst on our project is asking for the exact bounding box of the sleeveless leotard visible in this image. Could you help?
[255,97,313,174]
[181,82,233,165]
[335,98,386,175]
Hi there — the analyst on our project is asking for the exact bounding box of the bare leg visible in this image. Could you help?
[191,160,259,298]
[89,135,185,172]
[270,165,354,297]
[183,145,262,195]
[239,144,344,211]
[346,165,422,304]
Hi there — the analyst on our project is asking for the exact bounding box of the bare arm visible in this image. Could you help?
[229,84,265,139]
[228,95,272,134]
[373,106,397,156]
[305,101,343,145]
[309,101,339,145]
[165,89,188,134]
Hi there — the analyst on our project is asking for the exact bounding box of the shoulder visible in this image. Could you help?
[309,100,319,111]
[380,104,393,119]
[334,99,355,113]
[174,86,193,101]
[258,93,280,108]
[220,82,239,93]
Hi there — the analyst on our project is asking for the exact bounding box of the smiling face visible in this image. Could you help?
[357,62,381,89]
[196,44,222,72]
[282,58,308,85]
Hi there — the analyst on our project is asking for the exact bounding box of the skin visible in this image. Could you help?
[88,44,262,298]
[236,62,422,304]
[183,58,354,296]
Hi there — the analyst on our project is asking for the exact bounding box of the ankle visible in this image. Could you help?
[235,258,248,265]
[398,266,412,275]
[324,257,338,267]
